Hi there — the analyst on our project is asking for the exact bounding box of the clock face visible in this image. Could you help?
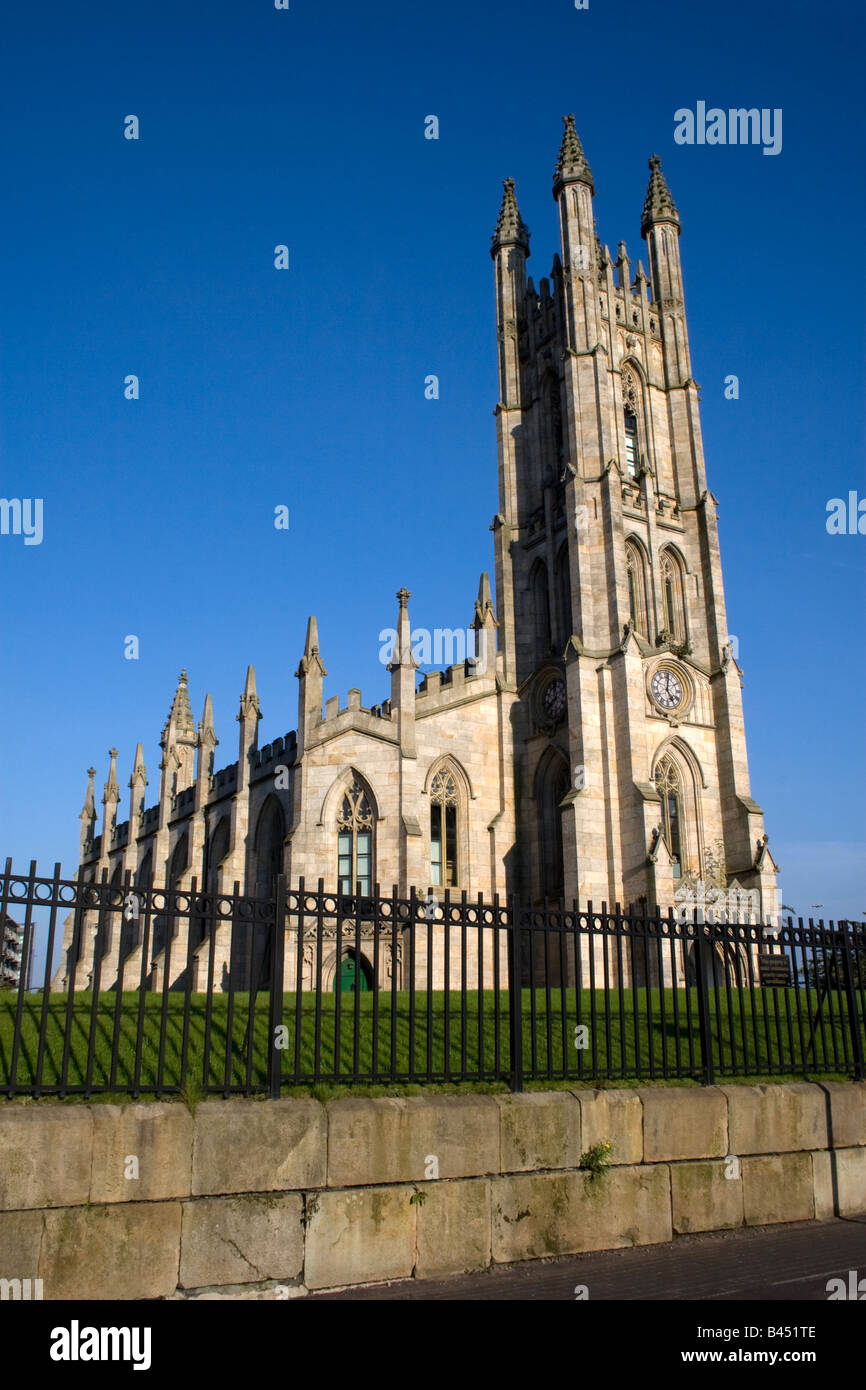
[542,678,567,721]
[651,668,684,711]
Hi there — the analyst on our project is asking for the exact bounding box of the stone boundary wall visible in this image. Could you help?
[1,1084,864,1299]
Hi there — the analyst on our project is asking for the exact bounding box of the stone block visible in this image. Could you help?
[576,1089,643,1165]
[305,1186,415,1290]
[327,1096,499,1187]
[415,1178,491,1279]
[722,1084,827,1155]
[498,1093,581,1172]
[41,1203,181,1299]
[171,1281,307,1300]
[834,1147,866,1215]
[192,1099,325,1195]
[90,1103,193,1203]
[639,1087,727,1162]
[811,1150,835,1220]
[670,1159,744,1233]
[180,1194,303,1289]
[0,1210,44,1289]
[741,1153,814,1225]
[0,1107,92,1211]
[823,1083,866,1149]
[492,1164,671,1264]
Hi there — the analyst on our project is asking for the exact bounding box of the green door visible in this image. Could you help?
[336,954,370,992]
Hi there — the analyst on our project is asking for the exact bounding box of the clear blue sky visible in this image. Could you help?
[0,0,863,924]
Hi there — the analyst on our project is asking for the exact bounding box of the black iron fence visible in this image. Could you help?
[1,859,864,1098]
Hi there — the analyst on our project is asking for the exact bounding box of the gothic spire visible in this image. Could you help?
[162,669,196,743]
[198,695,218,748]
[552,114,594,197]
[390,587,418,669]
[490,178,530,258]
[641,154,680,235]
[296,616,326,677]
[103,748,120,805]
[129,742,147,788]
[80,767,97,820]
[474,571,495,623]
[238,665,261,722]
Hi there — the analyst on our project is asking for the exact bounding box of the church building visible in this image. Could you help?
[54,117,779,993]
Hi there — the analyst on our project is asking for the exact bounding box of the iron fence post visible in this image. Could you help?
[840,924,866,1081]
[694,914,715,1086]
[507,895,524,1092]
[268,874,287,1099]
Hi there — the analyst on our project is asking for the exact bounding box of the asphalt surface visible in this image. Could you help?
[309,1216,866,1300]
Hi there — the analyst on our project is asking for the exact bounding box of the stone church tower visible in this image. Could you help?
[492,116,778,916]
[53,118,778,993]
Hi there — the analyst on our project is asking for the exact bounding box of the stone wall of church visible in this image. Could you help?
[3,1085,862,1298]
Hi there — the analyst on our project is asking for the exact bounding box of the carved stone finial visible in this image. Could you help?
[553,114,595,196]
[163,669,196,744]
[641,154,680,235]
[491,178,530,257]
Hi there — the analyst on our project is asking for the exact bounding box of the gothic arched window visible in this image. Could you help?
[622,367,641,478]
[554,544,573,648]
[205,817,230,901]
[531,560,552,665]
[97,861,124,961]
[659,547,687,643]
[625,539,649,637]
[546,374,564,463]
[253,796,285,899]
[624,408,638,476]
[534,749,570,902]
[135,849,152,891]
[155,831,189,956]
[430,769,459,888]
[169,833,189,889]
[337,781,374,895]
[654,756,683,878]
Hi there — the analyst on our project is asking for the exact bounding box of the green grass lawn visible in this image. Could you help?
[2,984,863,1100]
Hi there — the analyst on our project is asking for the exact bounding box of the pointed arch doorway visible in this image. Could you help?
[534,745,570,904]
[334,950,373,993]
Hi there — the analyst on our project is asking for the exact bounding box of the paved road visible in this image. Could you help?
[309,1216,866,1300]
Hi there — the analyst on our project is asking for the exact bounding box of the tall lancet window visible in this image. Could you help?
[337,781,374,895]
[555,544,573,648]
[531,560,552,664]
[430,769,458,888]
[622,366,641,478]
[654,757,683,878]
[659,547,687,643]
[546,374,564,464]
[535,750,569,902]
[625,539,649,637]
[624,407,638,477]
